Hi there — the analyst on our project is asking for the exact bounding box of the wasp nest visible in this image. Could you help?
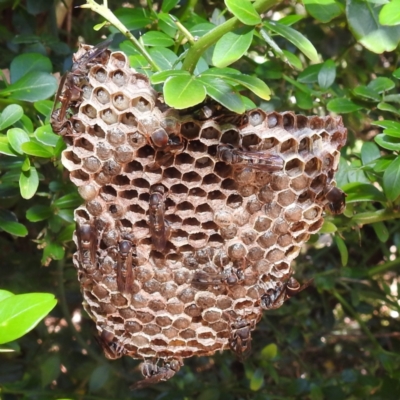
[51,43,347,388]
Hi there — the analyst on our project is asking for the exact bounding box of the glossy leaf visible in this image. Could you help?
[212,28,254,68]
[164,75,206,109]
[318,59,336,89]
[0,220,28,237]
[0,293,57,344]
[379,0,400,26]
[114,8,152,30]
[0,136,18,156]
[140,31,174,47]
[282,50,303,70]
[21,141,53,158]
[394,67,400,79]
[7,128,30,155]
[34,125,60,147]
[368,77,395,93]
[375,134,400,151]
[373,120,400,130]
[34,100,53,119]
[42,242,65,264]
[151,70,190,84]
[334,236,348,266]
[342,182,386,203]
[197,76,245,113]
[377,102,400,115]
[320,221,338,233]
[361,141,381,166]
[0,72,57,102]
[327,98,363,113]
[264,21,319,62]
[19,167,39,200]
[161,0,179,12]
[158,13,178,37]
[295,89,313,109]
[225,0,261,25]
[346,0,400,53]
[26,205,52,222]
[298,64,322,83]
[304,0,343,23]
[148,47,180,70]
[353,86,381,102]
[372,222,389,243]
[53,193,82,209]
[383,156,400,201]
[261,343,278,360]
[250,368,264,391]
[0,104,24,131]
[0,290,13,302]
[10,53,52,83]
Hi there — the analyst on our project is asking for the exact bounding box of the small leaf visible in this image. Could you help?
[19,167,39,200]
[353,85,381,101]
[164,75,206,109]
[10,53,52,84]
[260,343,278,360]
[249,368,264,391]
[225,0,261,25]
[161,0,180,12]
[368,77,395,93]
[304,0,343,23]
[282,50,303,70]
[375,134,400,151]
[264,21,319,62]
[318,59,336,89]
[383,155,400,201]
[372,120,400,130]
[334,236,348,267]
[218,73,271,100]
[0,293,57,344]
[114,8,152,31]
[140,31,174,47]
[93,21,108,31]
[26,205,52,222]
[394,67,400,79]
[7,128,30,155]
[0,221,28,237]
[34,125,61,147]
[151,70,190,84]
[342,182,386,203]
[377,102,400,115]
[372,221,389,243]
[21,157,31,172]
[53,193,82,209]
[21,141,53,158]
[361,141,381,166]
[379,0,400,26]
[327,98,363,113]
[89,364,111,393]
[297,64,323,83]
[158,12,178,37]
[212,28,254,68]
[0,104,24,131]
[381,129,400,138]
[320,221,338,233]
[42,242,65,264]
[34,100,53,119]
[295,89,313,110]
[0,72,57,102]
[148,47,181,70]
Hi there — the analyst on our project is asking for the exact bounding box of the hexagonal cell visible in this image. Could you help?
[309,116,325,130]
[221,129,240,145]
[226,194,242,209]
[266,111,283,128]
[94,87,110,104]
[298,189,316,203]
[170,183,188,195]
[221,178,237,191]
[111,93,130,111]
[102,159,122,176]
[297,114,309,129]
[81,104,97,119]
[181,121,200,140]
[254,216,272,232]
[130,95,153,113]
[331,130,346,147]
[82,84,93,100]
[176,201,195,214]
[285,158,305,177]
[163,167,182,181]
[82,156,101,173]
[96,142,113,160]
[309,217,324,233]
[108,203,125,218]
[298,137,311,154]
[110,69,128,86]
[187,140,207,156]
[280,138,297,153]
[310,174,327,192]
[112,174,130,186]
[320,130,330,142]
[95,171,111,185]
[92,66,108,83]
[266,248,285,263]
[277,189,297,206]
[70,169,90,184]
[78,185,97,202]
[119,112,138,128]
[324,116,337,131]
[131,73,150,88]
[303,206,321,221]
[202,173,221,188]
[74,137,94,152]
[200,125,221,143]
[88,124,105,138]
[62,150,80,169]
[195,203,213,217]
[290,221,307,234]
[304,157,321,177]
[71,118,85,133]
[131,177,150,189]
[270,174,290,191]
[282,112,296,131]
[213,161,233,179]
[248,109,266,126]
[110,52,127,68]
[100,108,118,125]
[260,137,279,151]
[136,145,155,161]
[242,133,261,148]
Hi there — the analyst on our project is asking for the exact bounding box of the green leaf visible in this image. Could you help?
[295,89,313,109]
[250,368,264,391]
[34,125,60,147]
[158,13,178,37]
[352,86,381,102]
[53,193,82,209]
[379,0,400,26]
[318,59,336,89]
[377,102,400,115]
[42,242,65,264]
[148,47,181,70]
[26,205,52,222]
[0,290,13,302]
[89,364,111,392]
[21,156,30,172]
[320,220,338,233]
[373,120,400,130]
[264,21,319,62]
[304,0,343,23]
[19,167,39,200]
[162,0,179,12]
[327,98,363,113]
[334,236,348,266]
[260,343,278,360]
[282,50,303,70]
[140,31,174,47]
[114,8,152,31]
[34,100,53,119]
[164,75,206,109]
[151,70,190,84]
[225,0,261,25]
[21,141,53,158]
[394,67,400,79]
[297,64,323,83]
[361,141,381,165]
[278,15,304,26]
[383,93,400,103]
[212,28,254,68]
[57,224,75,242]
[383,155,400,201]
[0,220,28,237]
[0,72,57,102]
[342,182,386,203]
[0,104,24,131]
[0,136,19,156]
[10,53,52,84]
[368,77,395,93]
[7,128,30,155]
[197,76,246,113]
[375,133,400,151]
[381,129,400,138]
[346,0,400,53]
[0,293,57,344]
[372,221,389,243]
[41,354,61,387]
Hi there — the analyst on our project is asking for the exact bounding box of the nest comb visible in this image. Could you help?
[51,41,347,388]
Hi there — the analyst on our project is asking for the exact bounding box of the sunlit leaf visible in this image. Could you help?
[318,59,336,89]
[164,75,206,108]
[225,0,261,25]
[0,104,24,131]
[19,167,39,200]
[379,0,400,26]
[304,0,343,23]
[383,155,400,201]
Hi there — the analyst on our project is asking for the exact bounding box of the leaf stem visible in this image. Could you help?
[81,0,160,71]
[181,0,280,73]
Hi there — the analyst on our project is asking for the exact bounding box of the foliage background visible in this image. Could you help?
[1,0,400,399]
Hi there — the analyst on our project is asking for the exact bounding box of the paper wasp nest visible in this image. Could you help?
[51,43,347,388]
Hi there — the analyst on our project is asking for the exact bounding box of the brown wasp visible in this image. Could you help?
[149,185,170,252]
[96,329,126,360]
[51,38,112,136]
[225,315,256,361]
[260,276,314,310]
[131,358,183,390]
[192,265,245,288]
[324,186,346,215]
[76,223,97,270]
[217,144,284,171]
[116,239,134,294]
